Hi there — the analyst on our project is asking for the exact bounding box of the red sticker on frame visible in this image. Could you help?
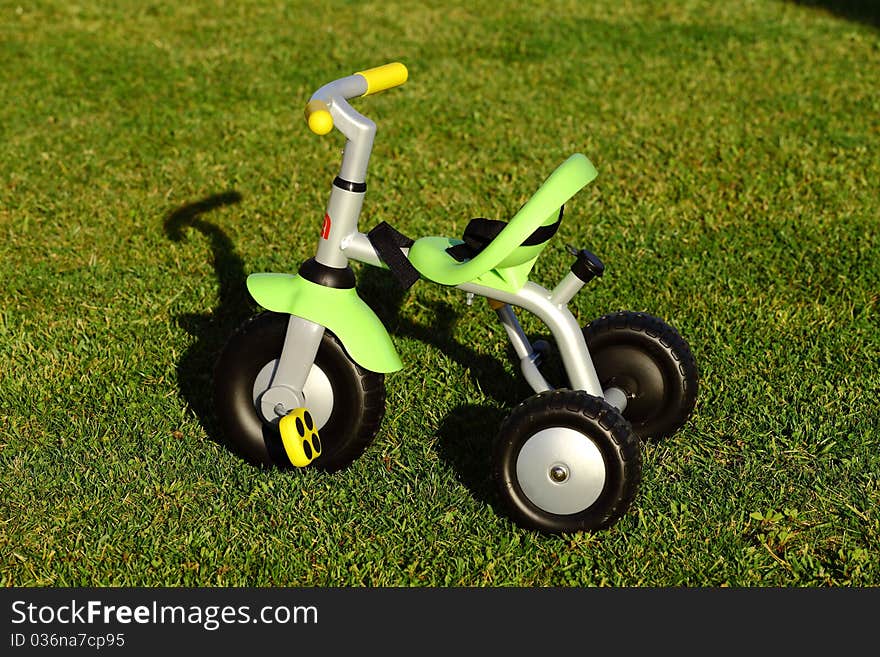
[321,213,331,239]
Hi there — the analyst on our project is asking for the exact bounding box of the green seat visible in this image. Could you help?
[407,153,598,292]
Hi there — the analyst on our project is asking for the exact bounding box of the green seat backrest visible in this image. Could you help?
[408,153,598,289]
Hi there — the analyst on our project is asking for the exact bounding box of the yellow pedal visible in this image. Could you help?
[279,408,322,467]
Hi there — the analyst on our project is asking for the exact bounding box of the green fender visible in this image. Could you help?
[246,273,403,373]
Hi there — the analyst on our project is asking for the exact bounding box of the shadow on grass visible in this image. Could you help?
[162,191,254,445]
[434,404,509,508]
[790,0,880,28]
[357,265,530,407]
[356,266,531,507]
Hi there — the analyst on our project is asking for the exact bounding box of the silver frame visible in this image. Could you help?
[257,73,626,425]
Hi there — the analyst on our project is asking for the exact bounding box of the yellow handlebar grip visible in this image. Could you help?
[356,62,408,96]
[305,99,333,135]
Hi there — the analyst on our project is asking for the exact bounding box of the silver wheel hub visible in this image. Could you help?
[516,427,606,515]
[253,359,334,429]
[549,464,569,483]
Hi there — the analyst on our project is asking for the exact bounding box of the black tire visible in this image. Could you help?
[582,311,698,441]
[492,390,641,534]
[213,311,385,472]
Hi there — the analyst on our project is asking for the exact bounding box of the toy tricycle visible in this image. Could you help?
[214,63,698,534]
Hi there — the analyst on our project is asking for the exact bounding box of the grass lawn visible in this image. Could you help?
[1,0,878,586]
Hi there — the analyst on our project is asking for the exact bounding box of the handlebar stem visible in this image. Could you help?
[331,97,376,184]
[310,76,375,183]
[309,78,378,268]
[308,65,405,269]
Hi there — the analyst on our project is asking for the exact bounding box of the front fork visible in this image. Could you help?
[257,315,325,425]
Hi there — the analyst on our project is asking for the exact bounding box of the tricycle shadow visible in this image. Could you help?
[357,266,532,508]
[162,191,254,447]
[356,266,533,408]
[433,404,509,508]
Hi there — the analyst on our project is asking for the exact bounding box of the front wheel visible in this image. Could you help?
[492,390,641,534]
[583,311,698,441]
[213,311,386,472]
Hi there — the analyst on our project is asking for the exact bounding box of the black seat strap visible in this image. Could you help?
[445,242,475,262]
[446,206,564,263]
[446,218,506,262]
[521,206,564,246]
[367,221,420,290]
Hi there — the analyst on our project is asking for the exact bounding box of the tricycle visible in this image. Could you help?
[214,63,698,533]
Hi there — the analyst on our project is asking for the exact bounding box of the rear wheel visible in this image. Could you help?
[214,311,386,472]
[583,311,698,441]
[492,390,641,534]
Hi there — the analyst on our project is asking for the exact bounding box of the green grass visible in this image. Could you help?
[1,0,878,586]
